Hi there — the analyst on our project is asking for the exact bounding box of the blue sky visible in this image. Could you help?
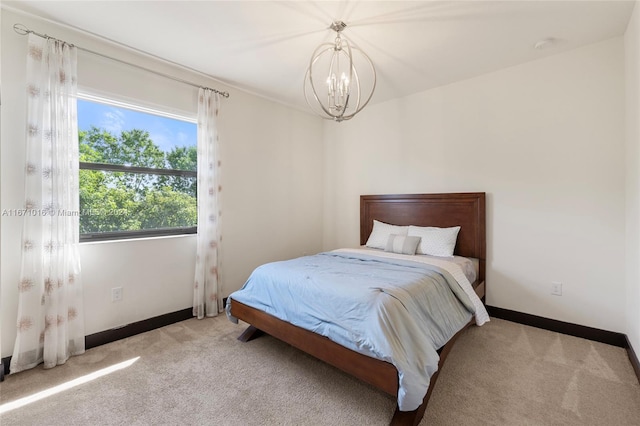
[77,99,196,153]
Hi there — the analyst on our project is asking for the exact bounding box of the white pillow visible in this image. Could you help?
[385,234,421,255]
[365,220,409,250]
[408,225,461,257]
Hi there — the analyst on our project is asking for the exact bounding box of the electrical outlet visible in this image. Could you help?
[551,282,562,296]
[111,287,123,302]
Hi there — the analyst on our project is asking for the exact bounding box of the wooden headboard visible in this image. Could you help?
[360,192,486,281]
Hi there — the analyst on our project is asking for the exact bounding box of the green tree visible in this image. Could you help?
[80,127,166,194]
[79,127,197,234]
[80,127,165,168]
[136,188,197,229]
[166,146,197,171]
[160,146,197,197]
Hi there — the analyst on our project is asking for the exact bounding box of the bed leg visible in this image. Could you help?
[390,408,420,426]
[390,401,427,426]
[389,369,440,426]
[237,325,265,342]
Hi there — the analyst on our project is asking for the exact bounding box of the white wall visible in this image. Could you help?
[1,9,324,358]
[626,1,640,352]
[323,38,626,333]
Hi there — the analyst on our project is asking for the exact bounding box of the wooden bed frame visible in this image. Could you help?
[230,192,486,425]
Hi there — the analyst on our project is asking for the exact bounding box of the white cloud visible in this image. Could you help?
[100,108,125,134]
[149,132,173,152]
[176,132,190,145]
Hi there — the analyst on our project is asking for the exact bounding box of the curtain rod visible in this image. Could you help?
[13,23,230,98]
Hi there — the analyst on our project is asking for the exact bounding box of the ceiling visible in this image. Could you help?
[4,1,636,112]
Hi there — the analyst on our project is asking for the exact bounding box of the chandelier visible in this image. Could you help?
[304,21,376,122]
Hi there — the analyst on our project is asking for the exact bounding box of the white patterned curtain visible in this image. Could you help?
[193,88,222,319]
[11,34,84,373]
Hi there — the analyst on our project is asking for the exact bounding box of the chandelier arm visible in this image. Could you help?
[303,68,327,118]
[306,45,340,119]
[334,39,355,121]
[339,94,349,121]
[304,72,332,119]
[339,68,360,121]
[353,63,362,111]
[328,49,338,112]
[332,49,347,121]
[342,46,376,119]
[343,37,355,94]
[336,54,362,120]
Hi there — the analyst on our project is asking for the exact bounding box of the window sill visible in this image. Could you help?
[80,228,197,244]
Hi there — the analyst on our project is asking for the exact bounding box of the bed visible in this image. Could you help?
[226,192,487,425]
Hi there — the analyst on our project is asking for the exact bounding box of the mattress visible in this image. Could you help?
[227,248,489,411]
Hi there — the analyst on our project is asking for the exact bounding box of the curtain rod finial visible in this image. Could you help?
[13,23,30,35]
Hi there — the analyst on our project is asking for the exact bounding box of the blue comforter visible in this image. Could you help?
[226,250,475,411]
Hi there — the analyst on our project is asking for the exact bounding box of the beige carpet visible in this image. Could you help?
[1,317,639,425]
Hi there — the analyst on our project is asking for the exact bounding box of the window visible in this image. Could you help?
[78,95,197,241]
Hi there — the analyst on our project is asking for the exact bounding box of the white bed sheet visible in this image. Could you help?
[359,246,478,283]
